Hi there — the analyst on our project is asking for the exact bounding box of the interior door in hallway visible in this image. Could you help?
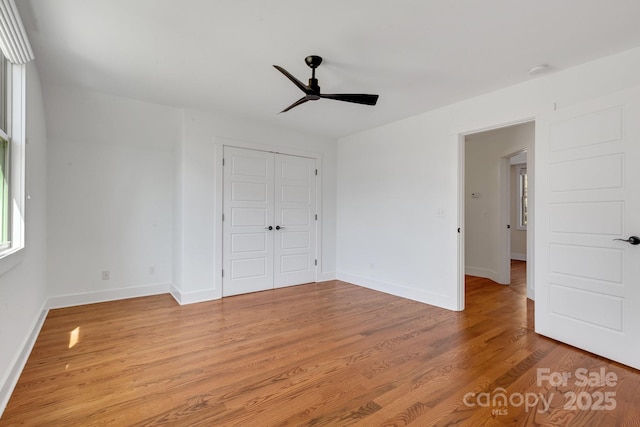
[223,146,317,297]
[535,87,640,369]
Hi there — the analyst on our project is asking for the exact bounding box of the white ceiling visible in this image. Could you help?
[18,0,640,139]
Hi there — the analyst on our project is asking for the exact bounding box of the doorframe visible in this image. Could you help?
[457,118,536,310]
[214,138,324,297]
[499,148,528,285]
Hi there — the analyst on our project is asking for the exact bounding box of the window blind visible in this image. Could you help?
[0,0,33,64]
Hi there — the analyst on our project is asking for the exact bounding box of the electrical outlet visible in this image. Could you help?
[101,270,110,280]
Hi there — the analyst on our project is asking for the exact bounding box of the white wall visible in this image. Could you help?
[45,85,181,306]
[172,108,337,303]
[42,82,336,307]
[464,123,533,282]
[337,47,640,311]
[0,63,48,414]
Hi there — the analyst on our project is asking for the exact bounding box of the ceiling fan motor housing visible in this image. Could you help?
[308,78,320,97]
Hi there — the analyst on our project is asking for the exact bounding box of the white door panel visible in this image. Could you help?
[281,231,310,249]
[536,88,640,369]
[223,147,317,296]
[230,258,267,279]
[549,106,623,151]
[223,147,274,296]
[549,202,623,235]
[231,182,268,201]
[274,154,317,288]
[549,154,623,191]
[231,233,266,253]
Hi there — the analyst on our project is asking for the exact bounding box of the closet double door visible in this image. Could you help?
[222,146,317,297]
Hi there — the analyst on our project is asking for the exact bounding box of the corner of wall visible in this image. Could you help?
[169,284,219,305]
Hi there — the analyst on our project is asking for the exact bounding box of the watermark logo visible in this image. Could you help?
[462,367,617,416]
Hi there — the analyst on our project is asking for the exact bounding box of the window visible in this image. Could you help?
[0,0,32,269]
[0,52,9,249]
[0,47,28,263]
[0,135,9,249]
[517,164,528,229]
[0,50,6,132]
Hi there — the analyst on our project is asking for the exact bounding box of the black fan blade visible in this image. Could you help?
[279,96,310,113]
[319,93,379,105]
[273,65,310,94]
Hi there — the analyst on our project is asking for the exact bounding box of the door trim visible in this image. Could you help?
[215,137,324,298]
[457,118,536,310]
[498,148,529,285]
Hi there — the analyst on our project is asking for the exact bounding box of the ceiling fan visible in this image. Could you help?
[273,55,379,113]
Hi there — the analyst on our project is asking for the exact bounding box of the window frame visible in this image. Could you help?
[0,133,10,250]
[516,164,527,230]
[0,55,26,273]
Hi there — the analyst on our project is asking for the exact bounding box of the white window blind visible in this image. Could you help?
[0,0,33,64]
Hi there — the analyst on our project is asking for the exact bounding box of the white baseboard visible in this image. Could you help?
[46,283,171,309]
[511,253,527,261]
[170,275,337,305]
[170,286,219,305]
[318,271,337,282]
[336,272,456,311]
[0,300,48,418]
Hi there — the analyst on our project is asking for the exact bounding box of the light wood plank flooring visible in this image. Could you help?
[2,261,640,425]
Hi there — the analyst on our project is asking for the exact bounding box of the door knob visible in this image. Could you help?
[265,226,273,230]
[613,236,640,245]
[276,225,285,230]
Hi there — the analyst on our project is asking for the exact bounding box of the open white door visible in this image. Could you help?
[535,88,640,369]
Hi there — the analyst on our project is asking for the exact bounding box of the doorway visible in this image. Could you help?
[222,146,318,297]
[460,121,535,306]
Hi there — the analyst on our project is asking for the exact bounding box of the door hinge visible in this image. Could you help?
[222,269,224,277]
[222,158,225,166]
[315,214,318,221]
[315,259,317,266]
[222,213,224,221]
[315,169,318,176]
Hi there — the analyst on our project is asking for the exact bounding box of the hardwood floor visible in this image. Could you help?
[2,261,640,426]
